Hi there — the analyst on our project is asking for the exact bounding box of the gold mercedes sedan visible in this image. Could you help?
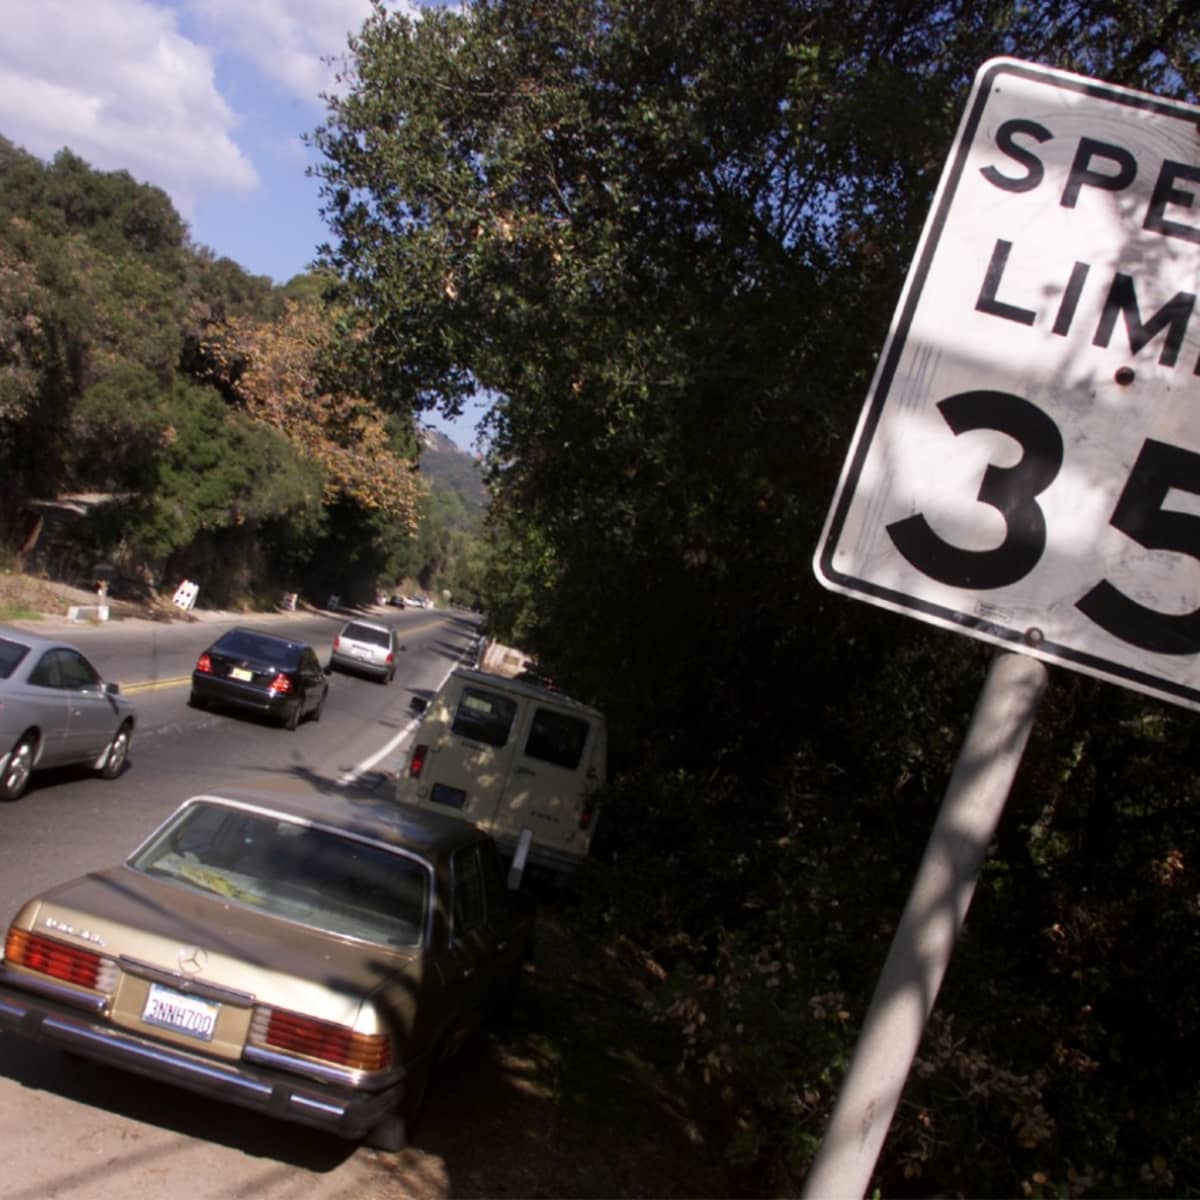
[0,791,535,1150]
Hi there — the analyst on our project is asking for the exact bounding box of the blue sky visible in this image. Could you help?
[0,0,484,449]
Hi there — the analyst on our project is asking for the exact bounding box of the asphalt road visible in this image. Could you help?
[0,605,482,1199]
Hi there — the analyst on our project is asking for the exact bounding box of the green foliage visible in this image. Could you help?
[74,378,325,564]
[0,133,425,603]
[315,2,1200,1194]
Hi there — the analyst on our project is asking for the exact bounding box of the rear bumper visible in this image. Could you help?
[191,674,292,718]
[329,651,389,679]
[0,975,403,1140]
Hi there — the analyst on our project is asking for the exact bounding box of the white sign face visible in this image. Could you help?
[815,58,1200,710]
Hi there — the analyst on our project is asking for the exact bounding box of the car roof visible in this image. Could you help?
[449,666,603,717]
[214,626,312,650]
[172,789,488,860]
[0,625,83,655]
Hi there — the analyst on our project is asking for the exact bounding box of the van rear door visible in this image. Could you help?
[492,701,600,859]
[422,678,520,828]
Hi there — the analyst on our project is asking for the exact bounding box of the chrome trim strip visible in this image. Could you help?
[243,1042,399,1090]
[291,1093,349,1118]
[117,956,255,1006]
[0,965,108,1014]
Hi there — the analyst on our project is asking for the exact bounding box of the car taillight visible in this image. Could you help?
[579,796,598,831]
[5,928,117,992]
[332,636,340,651]
[409,743,428,779]
[195,653,213,674]
[268,673,293,694]
[249,1006,391,1071]
[385,651,394,665]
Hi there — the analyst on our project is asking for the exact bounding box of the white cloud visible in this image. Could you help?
[0,0,257,216]
[186,0,419,103]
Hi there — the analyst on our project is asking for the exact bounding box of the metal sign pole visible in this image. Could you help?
[802,650,1049,1199]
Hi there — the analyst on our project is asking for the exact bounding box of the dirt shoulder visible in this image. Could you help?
[368,908,731,1199]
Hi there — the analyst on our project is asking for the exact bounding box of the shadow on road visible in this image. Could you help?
[0,1038,356,1172]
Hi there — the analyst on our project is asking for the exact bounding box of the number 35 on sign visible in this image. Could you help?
[814,57,1200,711]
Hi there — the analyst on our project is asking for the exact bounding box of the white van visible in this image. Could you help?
[395,667,606,875]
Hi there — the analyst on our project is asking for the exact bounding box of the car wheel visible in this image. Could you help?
[1,734,36,802]
[310,690,325,723]
[98,721,132,780]
[284,700,301,732]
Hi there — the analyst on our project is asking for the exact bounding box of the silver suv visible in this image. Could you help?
[329,620,398,683]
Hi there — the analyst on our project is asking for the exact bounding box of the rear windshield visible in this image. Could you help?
[0,638,30,680]
[130,801,430,948]
[213,629,301,668]
[342,623,391,647]
[451,686,518,747]
[524,707,590,770]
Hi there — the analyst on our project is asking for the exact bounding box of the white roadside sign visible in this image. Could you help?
[814,58,1200,710]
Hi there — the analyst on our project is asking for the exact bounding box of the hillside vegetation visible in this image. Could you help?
[0,137,483,607]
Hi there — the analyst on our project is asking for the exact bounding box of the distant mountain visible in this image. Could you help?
[417,425,487,513]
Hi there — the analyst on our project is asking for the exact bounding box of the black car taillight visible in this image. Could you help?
[268,673,293,694]
[195,653,213,674]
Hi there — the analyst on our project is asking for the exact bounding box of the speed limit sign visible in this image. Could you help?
[815,58,1200,711]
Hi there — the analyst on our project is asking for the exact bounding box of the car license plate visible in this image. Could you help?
[141,982,219,1041]
[229,667,253,681]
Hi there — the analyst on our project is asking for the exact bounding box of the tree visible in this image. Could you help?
[309,4,1200,1192]
[199,300,425,531]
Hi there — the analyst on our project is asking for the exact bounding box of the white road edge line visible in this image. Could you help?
[336,641,477,788]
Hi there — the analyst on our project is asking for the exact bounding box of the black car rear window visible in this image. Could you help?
[213,629,301,668]
[0,638,30,679]
[343,623,390,647]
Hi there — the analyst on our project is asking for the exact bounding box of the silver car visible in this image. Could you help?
[0,626,136,801]
[329,619,398,683]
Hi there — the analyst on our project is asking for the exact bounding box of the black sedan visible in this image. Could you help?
[189,628,329,730]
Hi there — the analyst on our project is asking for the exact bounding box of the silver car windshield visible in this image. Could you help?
[130,802,429,948]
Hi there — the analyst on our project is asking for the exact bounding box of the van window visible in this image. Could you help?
[451,686,518,748]
[524,707,589,770]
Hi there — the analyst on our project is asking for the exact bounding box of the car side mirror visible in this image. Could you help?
[409,696,428,714]
[104,681,121,696]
